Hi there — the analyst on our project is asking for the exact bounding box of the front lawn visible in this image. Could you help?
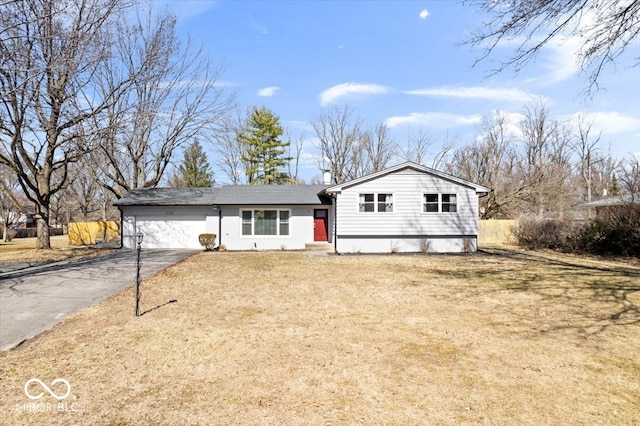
[0,235,113,263]
[1,250,638,425]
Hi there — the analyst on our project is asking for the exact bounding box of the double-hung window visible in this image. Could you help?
[378,193,393,212]
[279,211,289,235]
[441,194,457,212]
[423,194,439,212]
[359,193,393,213]
[241,209,290,236]
[359,194,375,212]
[423,194,457,213]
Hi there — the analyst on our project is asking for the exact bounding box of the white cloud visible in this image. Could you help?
[320,82,392,106]
[568,111,640,136]
[385,112,482,129]
[482,110,527,140]
[404,86,545,103]
[536,36,582,84]
[419,9,430,20]
[251,22,269,35]
[257,86,280,97]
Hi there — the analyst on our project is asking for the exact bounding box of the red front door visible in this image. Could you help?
[313,209,328,242]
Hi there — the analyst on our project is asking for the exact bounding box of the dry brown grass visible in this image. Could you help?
[1,249,639,425]
[0,235,113,263]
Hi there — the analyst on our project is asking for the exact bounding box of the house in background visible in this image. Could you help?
[583,195,639,219]
[114,162,491,253]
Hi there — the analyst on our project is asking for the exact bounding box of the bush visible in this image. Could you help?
[198,233,217,251]
[514,205,640,258]
[573,205,640,257]
[514,217,578,251]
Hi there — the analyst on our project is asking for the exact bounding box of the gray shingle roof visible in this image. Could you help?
[113,188,219,206]
[325,161,492,194]
[214,185,331,205]
[113,185,331,207]
[583,195,636,207]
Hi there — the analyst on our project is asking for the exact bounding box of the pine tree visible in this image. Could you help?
[171,140,214,188]
[238,106,292,184]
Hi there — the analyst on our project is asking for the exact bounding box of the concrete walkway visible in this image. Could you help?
[0,249,197,350]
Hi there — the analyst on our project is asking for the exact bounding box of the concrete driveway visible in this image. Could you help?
[0,249,197,350]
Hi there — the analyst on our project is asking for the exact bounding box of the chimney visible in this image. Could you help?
[323,170,332,185]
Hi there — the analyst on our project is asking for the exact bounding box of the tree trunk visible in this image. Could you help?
[35,213,51,249]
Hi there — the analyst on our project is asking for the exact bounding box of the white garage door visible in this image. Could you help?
[136,215,207,249]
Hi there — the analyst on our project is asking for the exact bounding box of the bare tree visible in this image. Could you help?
[590,153,618,198]
[400,129,434,165]
[447,112,521,218]
[0,0,133,249]
[56,158,117,222]
[465,0,640,93]
[90,6,234,196]
[311,105,363,184]
[431,133,457,171]
[214,109,247,185]
[572,115,603,203]
[617,154,640,202]
[400,128,455,170]
[0,165,28,241]
[518,102,574,217]
[286,131,305,184]
[362,123,397,174]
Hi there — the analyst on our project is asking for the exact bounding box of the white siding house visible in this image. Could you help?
[114,162,490,253]
[216,205,326,250]
[117,189,219,249]
[115,186,332,250]
[325,162,491,253]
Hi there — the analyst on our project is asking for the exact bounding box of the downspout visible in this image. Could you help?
[118,207,123,249]
[218,208,222,247]
[331,194,338,254]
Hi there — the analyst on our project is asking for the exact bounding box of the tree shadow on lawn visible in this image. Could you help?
[441,248,640,337]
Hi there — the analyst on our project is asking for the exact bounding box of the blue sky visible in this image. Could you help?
[159,0,639,184]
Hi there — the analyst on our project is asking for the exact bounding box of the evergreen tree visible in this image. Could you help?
[171,140,214,188]
[238,106,292,184]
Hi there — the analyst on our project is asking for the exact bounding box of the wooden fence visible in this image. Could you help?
[68,221,120,245]
[478,220,518,245]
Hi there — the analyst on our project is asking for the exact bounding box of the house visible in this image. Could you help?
[114,162,491,253]
[325,162,491,253]
[115,185,332,250]
[583,195,639,219]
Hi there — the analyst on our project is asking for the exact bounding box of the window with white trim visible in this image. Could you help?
[423,193,457,213]
[241,209,290,236]
[279,210,289,235]
[359,193,393,212]
[423,194,439,212]
[359,194,375,212]
[442,194,457,212]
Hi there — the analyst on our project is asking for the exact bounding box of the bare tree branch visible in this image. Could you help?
[311,105,363,184]
[0,0,134,248]
[464,0,640,94]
